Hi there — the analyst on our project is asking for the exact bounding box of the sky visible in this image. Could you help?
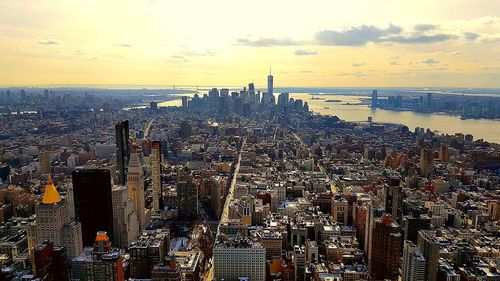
[0,0,499,88]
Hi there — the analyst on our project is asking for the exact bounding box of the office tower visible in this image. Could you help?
[111,185,139,248]
[267,68,274,100]
[34,241,69,280]
[72,168,114,247]
[371,90,378,107]
[176,173,198,220]
[151,141,162,213]
[71,232,124,281]
[382,178,402,220]
[439,144,449,162]
[179,120,193,139]
[34,176,83,259]
[213,237,266,281]
[220,88,229,97]
[368,214,401,281]
[39,150,51,176]
[115,120,130,185]
[181,96,188,109]
[129,230,169,279]
[277,92,290,109]
[417,230,440,281]
[150,101,158,110]
[427,93,433,110]
[419,148,434,177]
[402,241,426,281]
[151,256,182,281]
[127,140,146,230]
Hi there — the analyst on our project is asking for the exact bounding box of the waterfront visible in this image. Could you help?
[159,92,500,143]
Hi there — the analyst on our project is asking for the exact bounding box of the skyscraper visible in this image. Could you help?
[151,141,162,213]
[267,67,274,101]
[34,176,83,259]
[417,230,440,281]
[127,140,146,230]
[371,90,378,107]
[402,241,426,281]
[111,185,139,248]
[181,96,188,109]
[39,149,51,176]
[176,170,198,220]
[419,148,434,177]
[115,120,130,185]
[368,214,401,281]
[72,168,114,246]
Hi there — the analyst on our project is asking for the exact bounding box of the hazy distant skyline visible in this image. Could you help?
[1,0,499,87]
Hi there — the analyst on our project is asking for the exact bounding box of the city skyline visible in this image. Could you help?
[1,0,500,88]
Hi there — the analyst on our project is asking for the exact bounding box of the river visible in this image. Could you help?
[158,92,500,143]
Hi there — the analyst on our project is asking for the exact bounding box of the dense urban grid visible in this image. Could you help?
[0,73,499,281]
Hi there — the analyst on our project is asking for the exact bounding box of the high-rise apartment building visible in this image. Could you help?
[111,185,139,248]
[127,140,146,230]
[419,148,434,177]
[115,120,130,185]
[34,176,83,259]
[151,141,162,213]
[176,172,198,220]
[72,168,114,246]
[368,214,401,281]
[402,241,426,281]
[418,230,440,281]
[39,150,51,176]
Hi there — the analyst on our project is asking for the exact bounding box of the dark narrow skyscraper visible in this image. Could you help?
[115,120,130,185]
[371,90,378,107]
[267,67,274,101]
[72,168,114,246]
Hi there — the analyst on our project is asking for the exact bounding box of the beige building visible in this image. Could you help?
[127,140,146,230]
[33,176,83,258]
[112,185,139,248]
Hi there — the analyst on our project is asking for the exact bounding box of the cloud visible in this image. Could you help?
[294,49,318,56]
[414,24,438,31]
[299,70,315,74]
[170,55,190,62]
[390,61,400,65]
[315,24,402,46]
[236,37,300,47]
[422,58,440,65]
[464,32,480,41]
[381,33,458,44]
[449,51,463,55]
[335,71,365,77]
[352,63,364,67]
[181,50,217,57]
[119,43,133,48]
[38,39,60,45]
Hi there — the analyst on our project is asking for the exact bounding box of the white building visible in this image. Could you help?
[213,238,266,281]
